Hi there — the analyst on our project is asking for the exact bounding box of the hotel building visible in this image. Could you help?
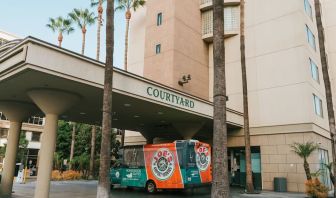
[126,0,336,192]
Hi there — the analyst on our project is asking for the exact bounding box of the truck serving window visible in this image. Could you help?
[123,146,144,168]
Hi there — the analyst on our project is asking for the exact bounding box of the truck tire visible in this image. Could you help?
[146,180,157,193]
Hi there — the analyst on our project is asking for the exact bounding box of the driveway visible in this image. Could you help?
[10,180,307,198]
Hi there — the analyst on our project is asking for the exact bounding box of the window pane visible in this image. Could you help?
[306,25,316,50]
[31,132,41,142]
[224,6,239,32]
[313,94,323,117]
[156,44,161,54]
[304,0,313,18]
[157,13,162,26]
[310,59,319,82]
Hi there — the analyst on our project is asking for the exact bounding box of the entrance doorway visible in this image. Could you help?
[228,146,262,190]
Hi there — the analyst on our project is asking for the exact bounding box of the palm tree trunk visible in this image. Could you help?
[211,0,229,197]
[69,123,76,170]
[314,0,336,195]
[240,0,254,193]
[124,10,131,71]
[82,28,86,55]
[92,1,103,180]
[89,125,96,179]
[97,0,114,196]
[120,129,125,147]
[58,32,63,47]
[304,158,312,180]
[329,171,335,185]
[96,0,103,61]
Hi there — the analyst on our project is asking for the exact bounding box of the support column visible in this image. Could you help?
[28,89,80,198]
[1,121,21,196]
[0,101,36,197]
[33,114,58,198]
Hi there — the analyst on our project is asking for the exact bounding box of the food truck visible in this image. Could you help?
[110,140,212,193]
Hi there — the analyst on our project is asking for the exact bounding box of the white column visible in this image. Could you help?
[0,121,22,196]
[0,101,36,197]
[28,89,79,198]
[33,114,58,198]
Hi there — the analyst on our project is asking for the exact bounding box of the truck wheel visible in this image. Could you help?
[146,181,157,193]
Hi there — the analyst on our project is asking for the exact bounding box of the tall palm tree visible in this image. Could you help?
[212,0,229,197]
[90,0,106,179]
[240,0,253,193]
[69,123,76,170]
[97,0,114,196]
[46,16,74,47]
[89,125,96,179]
[314,1,336,196]
[291,142,319,180]
[91,0,106,61]
[69,8,96,55]
[115,0,146,71]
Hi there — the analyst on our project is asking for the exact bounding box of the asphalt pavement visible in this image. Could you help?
[9,180,309,198]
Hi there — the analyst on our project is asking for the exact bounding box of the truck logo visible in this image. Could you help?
[196,146,210,171]
[126,172,133,178]
[151,148,175,180]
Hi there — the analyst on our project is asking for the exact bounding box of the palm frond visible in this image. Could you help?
[132,0,146,11]
[91,0,106,7]
[69,8,96,28]
[47,16,74,35]
[290,141,319,159]
[115,0,145,12]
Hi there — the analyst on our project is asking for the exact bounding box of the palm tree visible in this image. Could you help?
[90,0,106,179]
[314,0,336,196]
[69,8,96,55]
[115,0,146,71]
[291,142,319,180]
[97,0,114,196]
[46,16,74,47]
[91,0,106,61]
[89,125,96,179]
[240,0,253,193]
[211,0,229,197]
[323,162,335,185]
[69,123,76,170]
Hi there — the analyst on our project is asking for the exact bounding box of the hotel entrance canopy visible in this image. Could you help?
[0,37,243,140]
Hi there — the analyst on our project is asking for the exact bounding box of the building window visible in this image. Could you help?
[0,128,8,138]
[318,149,332,188]
[310,58,319,83]
[201,6,239,36]
[27,116,44,125]
[304,0,313,19]
[224,6,240,32]
[313,94,323,117]
[0,112,7,120]
[306,25,316,50]
[155,44,161,54]
[31,132,41,142]
[157,12,163,26]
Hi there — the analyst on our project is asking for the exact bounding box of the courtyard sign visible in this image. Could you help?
[146,86,195,109]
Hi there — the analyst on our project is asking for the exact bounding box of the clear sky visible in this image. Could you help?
[0,0,126,68]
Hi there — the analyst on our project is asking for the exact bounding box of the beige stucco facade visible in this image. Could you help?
[127,0,336,192]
